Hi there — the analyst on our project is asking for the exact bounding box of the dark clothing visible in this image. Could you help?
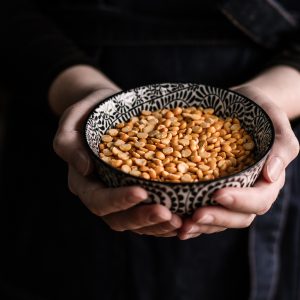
[0,1,300,300]
[1,0,300,91]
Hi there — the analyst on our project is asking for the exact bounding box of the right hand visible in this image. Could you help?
[53,88,182,237]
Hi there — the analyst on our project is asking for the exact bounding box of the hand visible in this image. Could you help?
[178,85,299,240]
[53,88,182,237]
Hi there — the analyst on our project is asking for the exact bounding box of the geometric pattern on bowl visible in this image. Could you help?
[85,83,275,215]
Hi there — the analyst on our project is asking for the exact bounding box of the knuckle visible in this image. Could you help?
[86,188,106,217]
[225,195,239,210]
[257,203,271,215]
[67,176,77,196]
[53,134,67,158]
[59,105,75,125]
[108,222,125,232]
[111,226,124,232]
[243,215,255,227]
[279,174,286,190]
[89,206,101,216]
[280,133,299,160]
[290,138,300,159]
[92,207,105,217]
[89,203,106,217]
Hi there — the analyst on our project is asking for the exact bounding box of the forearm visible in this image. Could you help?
[240,65,300,120]
[49,64,300,118]
[48,65,120,115]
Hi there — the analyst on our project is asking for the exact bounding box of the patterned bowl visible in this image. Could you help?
[84,83,275,215]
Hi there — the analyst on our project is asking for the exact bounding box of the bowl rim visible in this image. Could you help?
[84,82,275,186]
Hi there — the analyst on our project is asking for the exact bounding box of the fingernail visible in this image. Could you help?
[198,215,214,224]
[213,195,233,205]
[267,156,284,182]
[75,151,89,175]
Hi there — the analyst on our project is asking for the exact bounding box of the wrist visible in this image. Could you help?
[48,65,120,115]
[236,65,300,120]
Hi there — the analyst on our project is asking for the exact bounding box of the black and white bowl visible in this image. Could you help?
[84,83,275,215]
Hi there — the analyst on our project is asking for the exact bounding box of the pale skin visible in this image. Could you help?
[50,64,300,240]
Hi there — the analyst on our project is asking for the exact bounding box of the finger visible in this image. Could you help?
[179,233,202,240]
[179,226,227,240]
[134,230,178,238]
[192,206,255,228]
[233,86,299,182]
[103,204,172,232]
[188,225,227,235]
[212,172,285,215]
[179,217,228,238]
[53,89,117,175]
[132,214,182,236]
[180,227,227,240]
[68,166,148,216]
[155,231,178,238]
[261,102,299,182]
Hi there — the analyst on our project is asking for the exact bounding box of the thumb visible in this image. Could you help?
[262,113,299,182]
[231,85,299,183]
[259,101,299,183]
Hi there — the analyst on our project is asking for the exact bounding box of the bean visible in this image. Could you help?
[99,106,255,182]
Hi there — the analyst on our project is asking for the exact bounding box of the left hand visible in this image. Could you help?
[178,85,299,240]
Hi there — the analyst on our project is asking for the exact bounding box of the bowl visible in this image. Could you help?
[84,83,275,215]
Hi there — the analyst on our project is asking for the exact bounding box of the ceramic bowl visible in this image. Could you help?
[84,83,275,215]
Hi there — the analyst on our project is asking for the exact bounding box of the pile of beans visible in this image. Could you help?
[99,107,255,182]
